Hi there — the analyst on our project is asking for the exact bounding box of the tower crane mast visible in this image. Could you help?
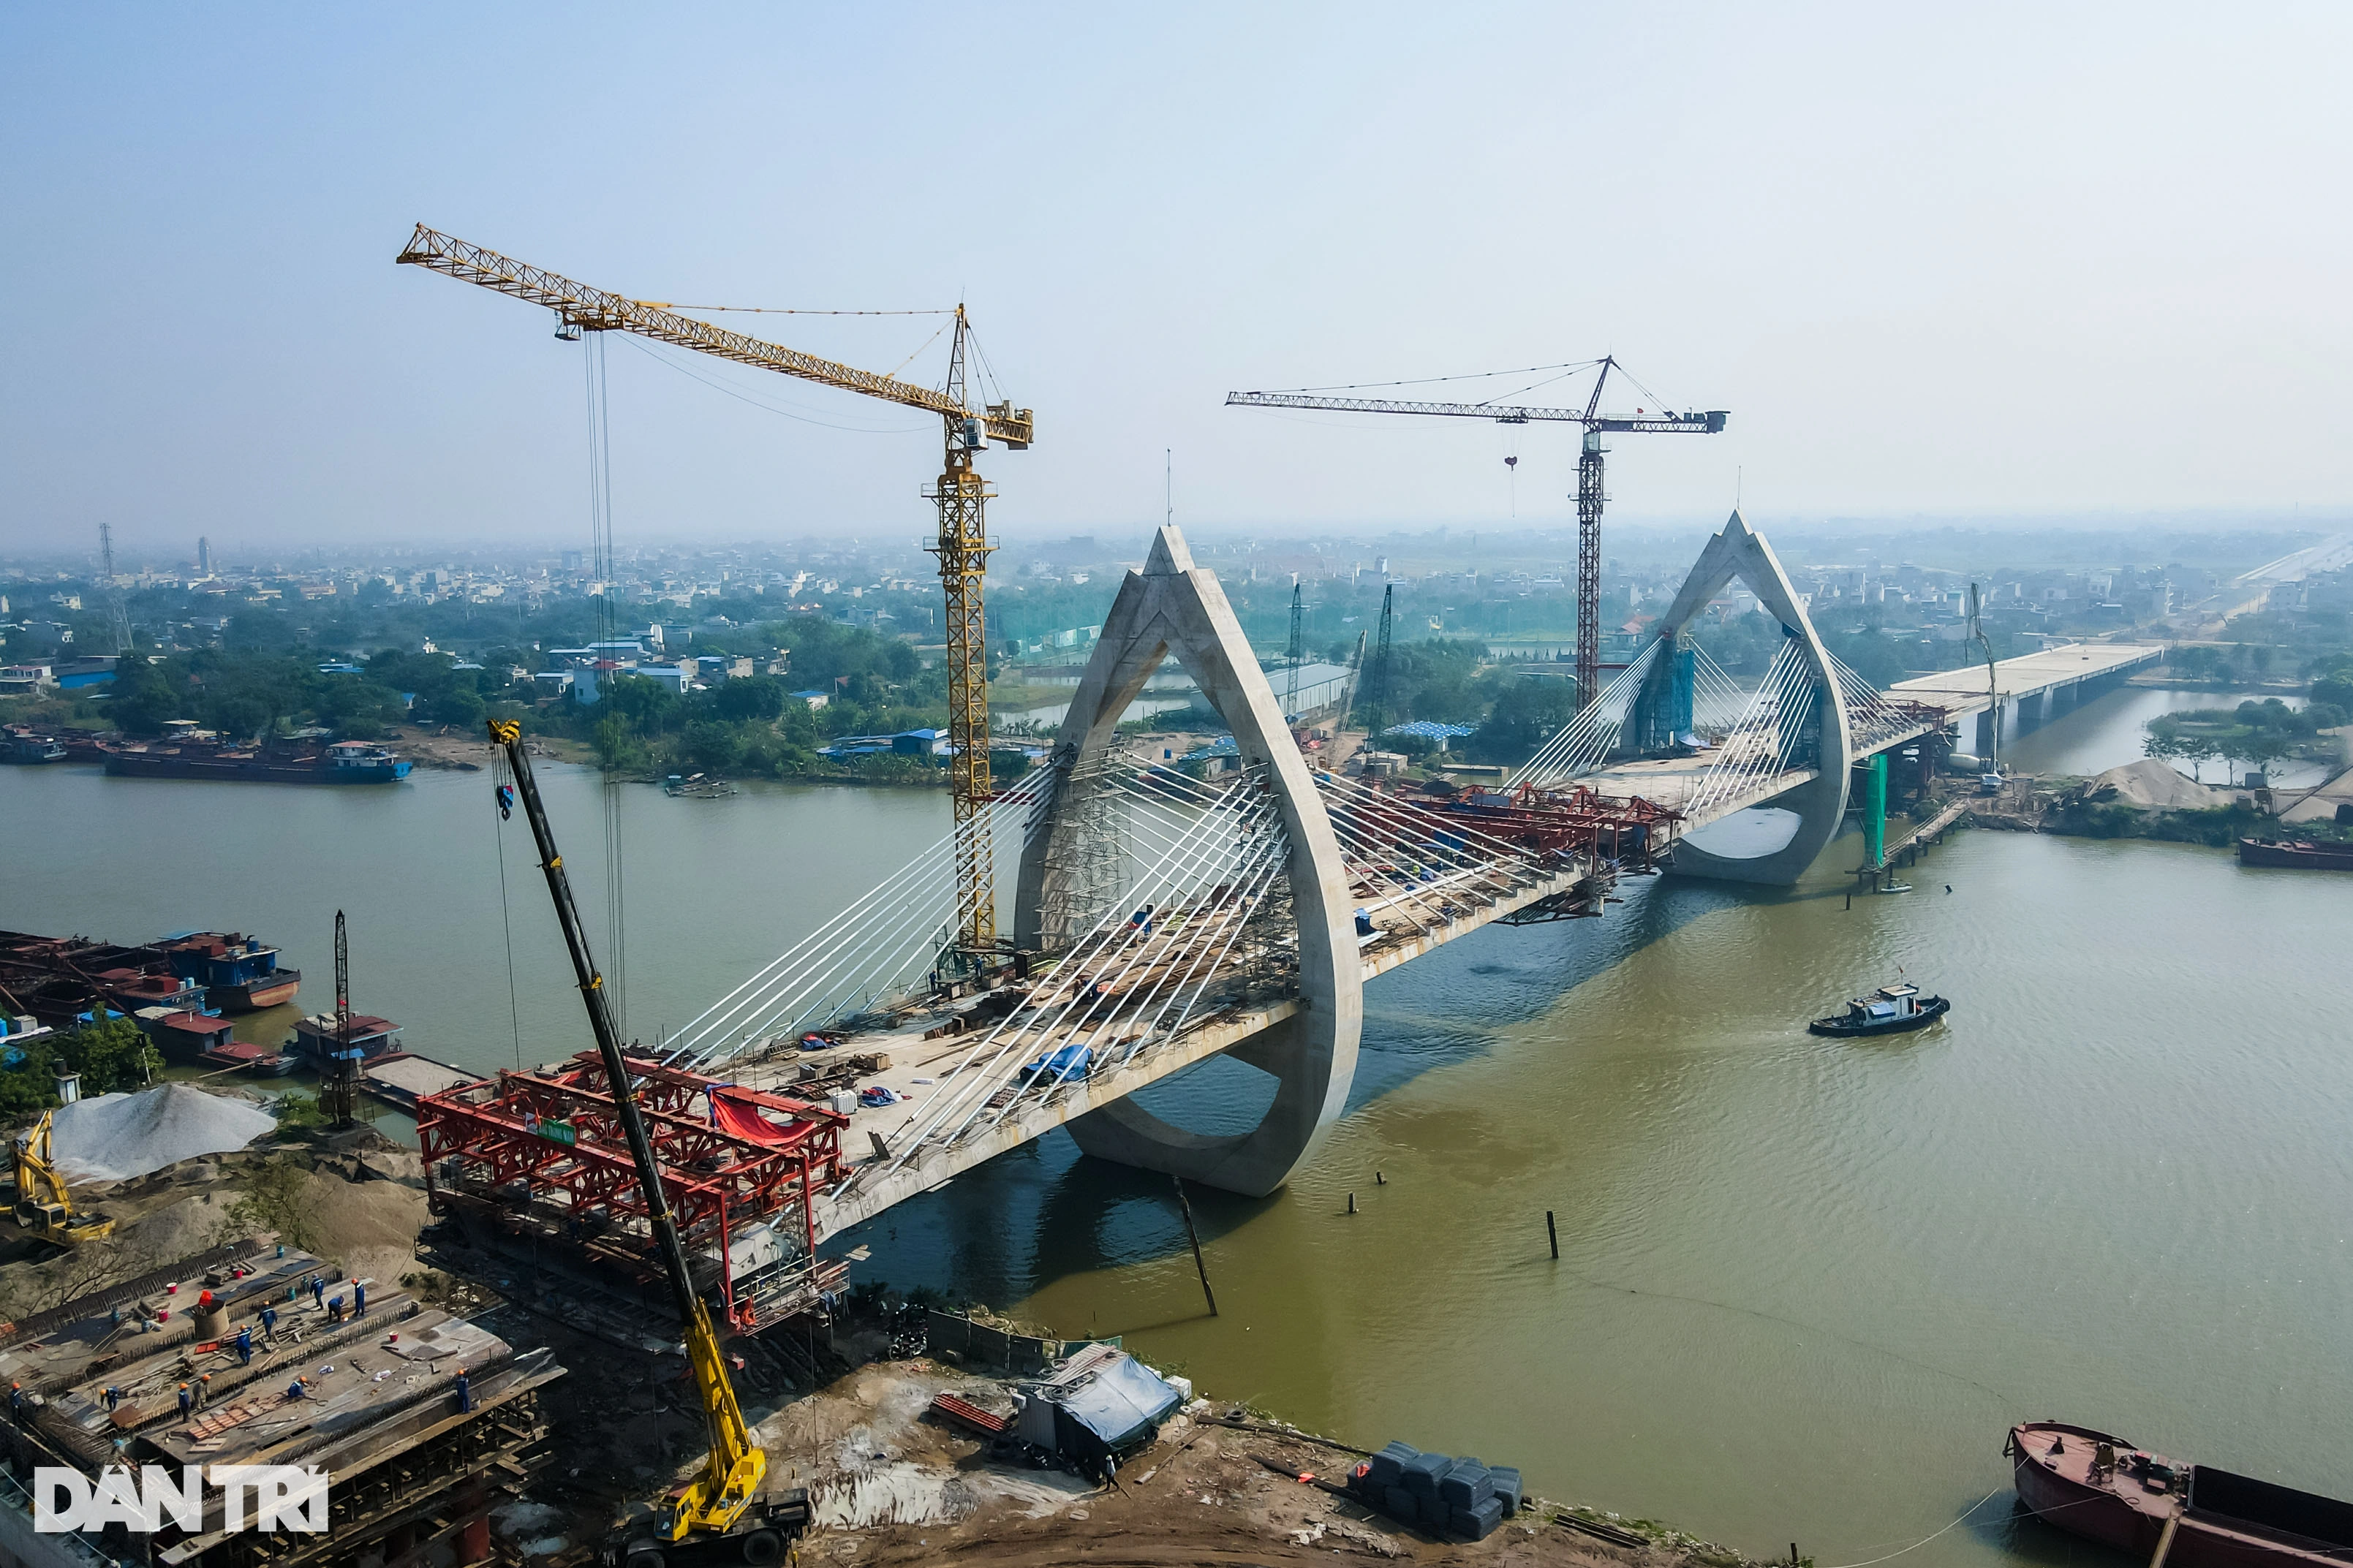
[1229,357,1723,710]
[398,226,1032,961]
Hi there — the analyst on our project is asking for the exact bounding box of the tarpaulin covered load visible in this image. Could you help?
[1015,1347,1184,1477]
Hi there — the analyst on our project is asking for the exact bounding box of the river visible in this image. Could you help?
[2,686,2346,1567]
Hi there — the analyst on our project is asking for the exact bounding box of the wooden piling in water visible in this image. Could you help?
[1172,1174,1217,1317]
[1546,1211,1559,1259]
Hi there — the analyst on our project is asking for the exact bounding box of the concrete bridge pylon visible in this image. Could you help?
[1013,525,1363,1197]
[1647,510,1856,885]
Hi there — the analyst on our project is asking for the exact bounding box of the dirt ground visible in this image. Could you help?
[0,1126,431,1325]
[1,1113,1745,1568]
[391,721,586,769]
[499,1353,1749,1568]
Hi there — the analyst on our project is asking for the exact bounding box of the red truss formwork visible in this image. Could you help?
[1395,779,1684,870]
[418,1051,849,1330]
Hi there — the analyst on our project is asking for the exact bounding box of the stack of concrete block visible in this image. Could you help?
[1349,1439,1524,1539]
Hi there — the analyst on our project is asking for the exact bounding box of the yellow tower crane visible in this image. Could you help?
[396,226,1034,961]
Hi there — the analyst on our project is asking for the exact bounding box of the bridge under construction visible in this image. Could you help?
[415,512,2162,1333]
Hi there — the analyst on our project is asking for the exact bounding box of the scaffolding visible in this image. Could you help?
[418,1053,849,1331]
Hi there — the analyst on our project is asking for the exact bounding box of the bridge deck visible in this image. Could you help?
[757,857,1593,1241]
[1891,642,2162,709]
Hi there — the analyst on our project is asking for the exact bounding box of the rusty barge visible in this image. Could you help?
[2010,1422,2353,1568]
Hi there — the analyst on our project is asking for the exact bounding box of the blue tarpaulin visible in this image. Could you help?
[1021,1043,1092,1082]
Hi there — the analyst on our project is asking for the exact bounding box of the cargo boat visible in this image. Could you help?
[2009,1421,2353,1568]
[105,738,411,784]
[1,730,67,764]
[133,1007,238,1064]
[291,1010,402,1069]
[159,933,301,1012]
[2237,837,2353,871]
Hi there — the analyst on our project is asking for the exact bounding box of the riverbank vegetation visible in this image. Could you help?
[0,1018,165,1116]
[2144,694,2350,783]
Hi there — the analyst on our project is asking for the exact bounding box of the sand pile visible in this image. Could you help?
[2081,758,2229,811]
[51,1083,279,1183]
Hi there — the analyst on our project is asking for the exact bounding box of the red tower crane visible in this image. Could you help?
[1228,357,1725,710]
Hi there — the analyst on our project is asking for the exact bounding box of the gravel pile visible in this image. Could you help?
[2081,758,2230,811]
[51,1083,279,1183]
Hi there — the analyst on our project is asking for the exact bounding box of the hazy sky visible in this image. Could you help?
[6,4,2351,558]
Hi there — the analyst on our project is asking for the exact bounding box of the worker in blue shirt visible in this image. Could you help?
[311,1276,325,1309]
[176,1384,192,1420]
[352,1279,366,1317]
[236,1325,252,1366]
[260,1304,277,1341]
[453,1368,472,1413]
[103,1386,121,1414]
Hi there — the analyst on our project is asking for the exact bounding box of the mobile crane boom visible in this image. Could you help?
[485,719,799,1563]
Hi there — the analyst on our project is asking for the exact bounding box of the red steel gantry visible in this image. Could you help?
[418,1052,849,1330]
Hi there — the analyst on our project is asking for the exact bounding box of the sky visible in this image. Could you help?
[5,4,2352,559]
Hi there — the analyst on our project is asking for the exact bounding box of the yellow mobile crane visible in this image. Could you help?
[486,719,804,1567]
[400,227,1032,966]
[13,1110,113,1245]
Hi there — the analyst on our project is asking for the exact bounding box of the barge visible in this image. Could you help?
[161,931,301,1012]
[2237,837,2353,871]
[2010,1421,2353,1568]
[105,737,411,784]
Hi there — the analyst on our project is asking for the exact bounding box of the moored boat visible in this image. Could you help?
[1,730,67,764]
[159,933,301,1012]
[103,736,411,784]
[197,1038,298,1075]
[1807,982,1949,1037]
[2010,1421,2353,1568]
[2237,837,2353,871]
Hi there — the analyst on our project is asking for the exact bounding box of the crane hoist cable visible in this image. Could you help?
[399,224,1032,966]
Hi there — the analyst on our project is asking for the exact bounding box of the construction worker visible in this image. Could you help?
[260,1303,277,1341]
[103,1386,121,1414]
[352,1278,366,1317]
[284,1376,309,1403]
[453,1368,472,1414]
[176,1384,192,1420]
[195,1374,211,1409]
[8,1383,21,1424]
[326,1291,344,1324]
[236,1325,252,1366]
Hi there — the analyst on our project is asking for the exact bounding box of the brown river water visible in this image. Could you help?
[3,681,2346,1567]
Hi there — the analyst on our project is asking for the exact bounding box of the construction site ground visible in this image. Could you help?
[1,1102,1759,1568]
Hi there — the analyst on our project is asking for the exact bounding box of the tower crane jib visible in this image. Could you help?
[1228,357,1724,711]
[397,226,1032,961]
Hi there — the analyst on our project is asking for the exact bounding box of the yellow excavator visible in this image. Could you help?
[488,720,807,1567]
[13,1110,114,1245]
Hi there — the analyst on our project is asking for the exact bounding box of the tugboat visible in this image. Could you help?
[2009,1421,2353,1568]
[1807,981,1949,1037]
